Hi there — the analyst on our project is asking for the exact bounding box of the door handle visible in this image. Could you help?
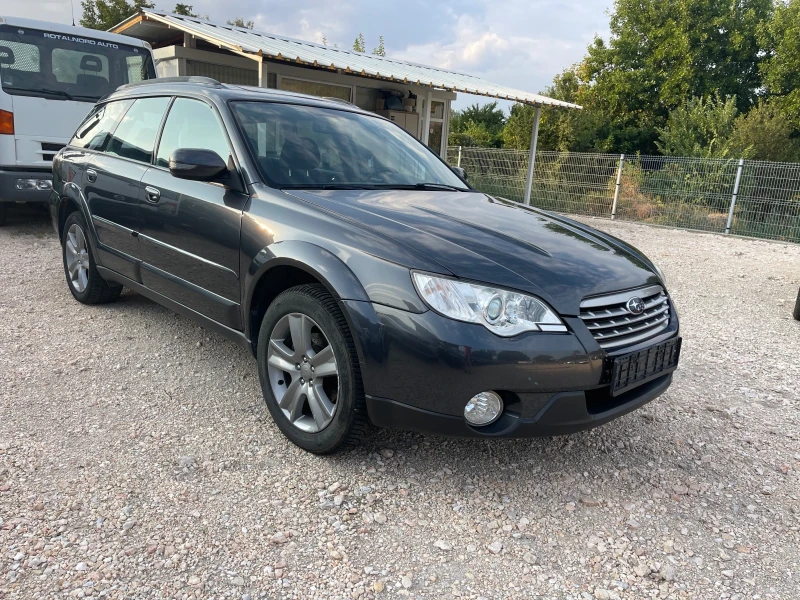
[86,169,97,183]
[144,186,161,203]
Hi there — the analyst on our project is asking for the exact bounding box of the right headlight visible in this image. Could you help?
[411,271,567,337]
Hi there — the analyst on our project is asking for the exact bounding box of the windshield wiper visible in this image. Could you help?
[281,183,380,190]
[281,182,469,192]
[369,182,467,192]
[1,86,73,100]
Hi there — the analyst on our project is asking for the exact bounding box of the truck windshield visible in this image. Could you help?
[0,25,154,102]
[233,101,471,191]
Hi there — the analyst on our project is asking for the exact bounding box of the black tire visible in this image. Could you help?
[62,211,122,304]
[0,203,7,227]
[793,287,800,321]
[256,284,371,454]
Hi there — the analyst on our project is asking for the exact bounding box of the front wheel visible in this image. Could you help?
[793,287,800,321]
[62,211,122,304]
[256,284,371,454]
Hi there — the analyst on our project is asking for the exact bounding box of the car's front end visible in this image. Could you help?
[281,189,681,439]
[348,280,679,438]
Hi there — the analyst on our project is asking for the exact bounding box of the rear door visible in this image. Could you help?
[138,97,247,330]
[83,96,170,281]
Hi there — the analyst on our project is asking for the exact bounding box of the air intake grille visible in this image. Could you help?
[579,285,670,351]
[41,143,65,161]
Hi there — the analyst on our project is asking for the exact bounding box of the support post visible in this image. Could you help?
[422,90,432,146]
[611,154,625,219]
[258,60,268,88]
[523,106,541,206]
[725,158,745,234]
[457,146,462,168]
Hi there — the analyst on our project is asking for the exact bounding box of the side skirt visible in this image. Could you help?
[96,265,254,356]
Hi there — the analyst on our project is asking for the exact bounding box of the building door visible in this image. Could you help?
[424,99,448,157]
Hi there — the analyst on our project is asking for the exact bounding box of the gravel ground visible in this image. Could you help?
[1,208,799,600]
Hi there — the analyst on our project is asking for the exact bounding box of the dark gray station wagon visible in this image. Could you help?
[51,77,681,453]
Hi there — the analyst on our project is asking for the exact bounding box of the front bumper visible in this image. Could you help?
[344,299,679,438]
[0,168,52,203]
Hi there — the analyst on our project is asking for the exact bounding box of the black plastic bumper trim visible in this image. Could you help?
[365,372,672,438]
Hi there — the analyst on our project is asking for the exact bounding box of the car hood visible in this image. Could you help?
[286,189,662,316]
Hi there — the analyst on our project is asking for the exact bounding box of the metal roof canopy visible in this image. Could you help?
[112,9,577,204]
[113,9,581,110]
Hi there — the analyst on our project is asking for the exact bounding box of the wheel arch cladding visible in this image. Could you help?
[245,241,371,358]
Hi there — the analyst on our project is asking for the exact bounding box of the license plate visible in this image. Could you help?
[611,338,682,396]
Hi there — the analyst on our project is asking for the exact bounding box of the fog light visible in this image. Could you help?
[16,178,52,191]
[464,391,503,426]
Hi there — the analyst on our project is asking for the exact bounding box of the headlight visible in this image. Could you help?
[411,271,567,336]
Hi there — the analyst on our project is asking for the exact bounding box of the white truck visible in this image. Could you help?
[0,16,156,225]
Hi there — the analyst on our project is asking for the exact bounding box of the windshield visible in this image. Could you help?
[232,101,470,191]
[0,25,155,102]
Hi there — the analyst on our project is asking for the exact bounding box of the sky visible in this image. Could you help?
[4,0,613,111]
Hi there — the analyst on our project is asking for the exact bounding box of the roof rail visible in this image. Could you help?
[322,96,356,106]
[117,76,222,91]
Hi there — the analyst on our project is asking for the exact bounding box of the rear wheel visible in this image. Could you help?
[0,203,7,227]
[793,287,800,321]
[256,284,371,454]
[62,211,122,304]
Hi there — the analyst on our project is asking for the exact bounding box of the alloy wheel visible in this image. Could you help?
[65,223,90,293]
[267,312,339,433]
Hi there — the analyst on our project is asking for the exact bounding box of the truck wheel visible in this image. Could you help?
[0,203,7,227]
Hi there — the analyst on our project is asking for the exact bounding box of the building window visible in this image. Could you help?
[278,76,353,102]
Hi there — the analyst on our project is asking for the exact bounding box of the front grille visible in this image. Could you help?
[41,143,65,161]
[579,285,670,351]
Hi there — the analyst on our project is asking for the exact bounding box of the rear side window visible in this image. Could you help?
[70,99,132,150]
[105,97,170,163]
[156,98,230,168]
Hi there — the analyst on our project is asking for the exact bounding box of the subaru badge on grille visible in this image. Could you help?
[626,296,646,315]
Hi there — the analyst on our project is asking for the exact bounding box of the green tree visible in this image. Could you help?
[729,100,800,162]
[579,0,773,153]
[172,3,197,16]
[655,95,740,158]
[450,101,506,147]
[759,0,800,127]
[502,67,604,151]
[372,36,386,57]
[353,33,366,53]
[80,0,153,30]
[227,17,254,29]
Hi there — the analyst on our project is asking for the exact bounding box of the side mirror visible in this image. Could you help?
[169,148,228,181]
[451,166,468,181]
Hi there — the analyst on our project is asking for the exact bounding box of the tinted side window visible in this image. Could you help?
[156,98,230,169]
[70,100,132,150]
[106,97,170,163]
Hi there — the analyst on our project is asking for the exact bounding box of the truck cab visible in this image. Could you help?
[0,16,155,225]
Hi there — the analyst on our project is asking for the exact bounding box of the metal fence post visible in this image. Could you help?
[457,146,462,168]
[725,158,745,234]
[611,154,625,219]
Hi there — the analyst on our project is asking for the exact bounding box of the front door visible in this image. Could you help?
[82,97,169,281]
[138,97,247,330]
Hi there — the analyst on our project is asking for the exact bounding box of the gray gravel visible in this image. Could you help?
[1,210,799,599]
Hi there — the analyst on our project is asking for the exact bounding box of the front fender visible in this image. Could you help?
[244,240,371,314]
